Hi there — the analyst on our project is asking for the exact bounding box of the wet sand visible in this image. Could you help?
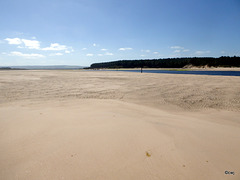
[0,70,239,180]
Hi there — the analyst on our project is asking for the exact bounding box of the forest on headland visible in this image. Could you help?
[89,56,240,69]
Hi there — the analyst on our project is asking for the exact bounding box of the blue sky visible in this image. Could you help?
[0,0,240,66]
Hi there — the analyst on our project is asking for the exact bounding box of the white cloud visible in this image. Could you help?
[98,54,103,56]
[140,55,145,57]
[86,54,94,56]
[195,50,210,55]
[5,38,40,49]
[170,46,184,49]
[119,47,133,51]
[10,51,45,58]
[153,52,159,54]
[5,38,22,45]
[170,46,190,53]
[4,37,74,54]
[101,48,108,51]
[21,39,40,49]
[105,52,114,56]
[93,43,97,47]
[82,48,87,50]
[42,43,67,51]
[50,53,63,56]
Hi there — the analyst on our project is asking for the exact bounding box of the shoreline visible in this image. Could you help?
[94,67,240,71]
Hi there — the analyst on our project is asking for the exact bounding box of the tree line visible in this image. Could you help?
[89,56,240,69]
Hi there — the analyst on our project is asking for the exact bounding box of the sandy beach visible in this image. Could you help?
[0,70,239,180]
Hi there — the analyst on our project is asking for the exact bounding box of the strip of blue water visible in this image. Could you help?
[112,70,240,77]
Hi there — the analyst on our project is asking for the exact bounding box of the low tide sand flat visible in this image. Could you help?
[0,70,240,180]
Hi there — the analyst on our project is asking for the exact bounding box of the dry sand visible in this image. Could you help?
[0,70,239,180]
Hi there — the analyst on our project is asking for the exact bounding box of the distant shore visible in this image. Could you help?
[90,56,240,69]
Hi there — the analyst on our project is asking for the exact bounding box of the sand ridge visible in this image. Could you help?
[0,70,240,111]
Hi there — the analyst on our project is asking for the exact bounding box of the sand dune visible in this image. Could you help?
[0,70,239,179]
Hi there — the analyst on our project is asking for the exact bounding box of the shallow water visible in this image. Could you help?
[110,69,240,76]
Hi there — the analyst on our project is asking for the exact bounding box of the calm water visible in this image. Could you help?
[111,69,240,77]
